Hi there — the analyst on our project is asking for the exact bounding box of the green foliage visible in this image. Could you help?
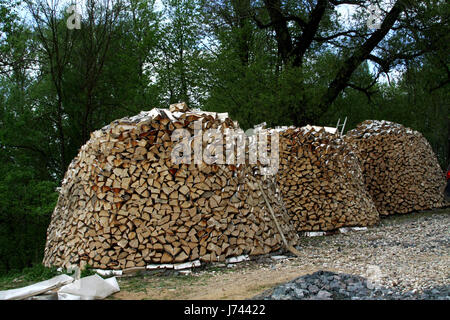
[17,264,60,283]
[0,162,58,274]
[80,265,99,278]
[0,264,59,290]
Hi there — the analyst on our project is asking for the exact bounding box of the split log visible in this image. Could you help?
[259,125,380,232]
[345,120,447,215]
[42,103,298,270]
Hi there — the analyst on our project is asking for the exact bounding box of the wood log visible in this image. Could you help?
[42,103,299,270]
[260,125,380,232]
[345,120,447,215]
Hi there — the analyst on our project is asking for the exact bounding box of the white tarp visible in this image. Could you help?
[94,269,123,277]
[173,260,201,270]
[304,231,326,237]
[0,274,74,300]
[226,255,250,264]
[146,264,174,270]
[57,275,119,300]
[339,227,368,233]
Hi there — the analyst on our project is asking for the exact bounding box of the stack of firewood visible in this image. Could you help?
[43,103,298,270]
[345,120,447,215]
[270,126,380,232]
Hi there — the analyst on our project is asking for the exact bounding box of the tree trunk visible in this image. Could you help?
[318,1,406,112]
[292,0,328,67]
[263,0,293,66]
[231,0,252,66]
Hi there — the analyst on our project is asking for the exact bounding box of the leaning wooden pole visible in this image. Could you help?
[258,182,301,256]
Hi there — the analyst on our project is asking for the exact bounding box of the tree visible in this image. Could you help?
[156,0,206,106]
[24,0,78,176]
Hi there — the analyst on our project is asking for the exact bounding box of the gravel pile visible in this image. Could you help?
[257,270,449,300]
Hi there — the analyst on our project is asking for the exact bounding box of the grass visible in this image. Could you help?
[0,260,238,299]
[80,264,101,278]
[298,234,329,246]
[0,263,102,291]
[0,264,60,291]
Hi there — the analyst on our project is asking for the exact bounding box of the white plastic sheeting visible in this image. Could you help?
[0,273,120,300]
[57,275,120,300]
[174,260,201,270]
[226,255,250,264]
[94,269,123,277]
[304,231,326,237]
[145,260,201,271]
[301,227,370,237]
[339,227,368,233]
[0,274,74,300]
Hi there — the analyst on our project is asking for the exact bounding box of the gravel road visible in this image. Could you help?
[253,208,449,300]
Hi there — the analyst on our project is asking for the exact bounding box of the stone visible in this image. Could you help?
[293,288,306,299]
[308,284,319,294]
[316,290,332,300]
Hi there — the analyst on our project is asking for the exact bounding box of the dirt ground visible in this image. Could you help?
[113,262,324,300]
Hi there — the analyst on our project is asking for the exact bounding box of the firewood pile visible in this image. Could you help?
[272,126,380,232]
[42,103,298,270]
[345,120,447,215]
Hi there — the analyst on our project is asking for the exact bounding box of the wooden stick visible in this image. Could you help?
[258,182,300,256]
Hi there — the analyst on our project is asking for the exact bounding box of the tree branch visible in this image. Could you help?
[319,0,411,112]
[260,0,293,65]
[329,0,366,5]
[313,29,362,41]
[347,83,377,101]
